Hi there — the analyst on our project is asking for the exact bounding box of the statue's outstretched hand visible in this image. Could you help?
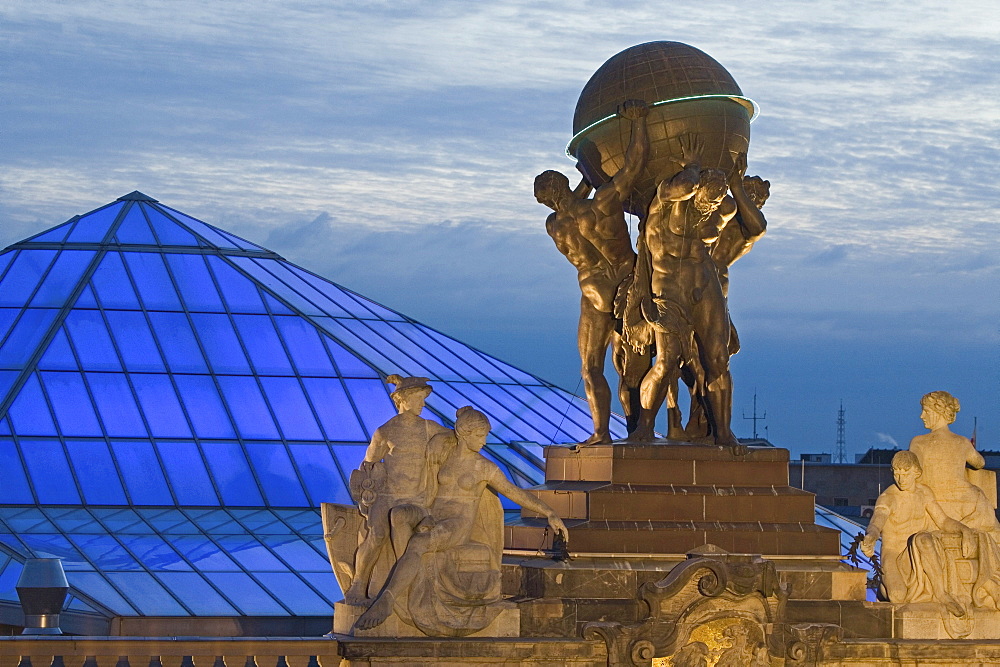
[547,513,569,545]
[618,99,649,120]
[860,532,877,558]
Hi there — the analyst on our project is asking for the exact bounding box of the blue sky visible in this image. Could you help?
[2,1,998,458]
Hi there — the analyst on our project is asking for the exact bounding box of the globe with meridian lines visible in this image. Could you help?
[568,41,758,218]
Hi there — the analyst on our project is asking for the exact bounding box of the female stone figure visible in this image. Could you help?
[355,406,568,636]
[909,390,986,522]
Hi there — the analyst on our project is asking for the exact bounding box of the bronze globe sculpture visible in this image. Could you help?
[568,41,757,217]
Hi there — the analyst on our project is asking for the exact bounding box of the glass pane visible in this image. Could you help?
[144,207,199,246]
[137,509,197,534]
[8,373,57,436]
[156,572,238,614]
[118,535,190,571]
[0,371,17,406]
[527,386,591,442]
[93,508,152,535]
[85,373,147,438]
[346,319,452,379]
[106,572,189,615]
[263,292,293,315]
[201,442,264,506]
[339,288,405,321]
[206,256,266,313]
[215,227,265,252]
[244,443,308,506]
[65,310,122,371]
[395,323,490,382]
[0,308,58,369]
[38,328,77,370]
[259,377,323,441]
[29,250,94,307]
[323,335,379,378]
[110,443,174,505]
[0,308,19,345]
[214,535,286,570]
[170,536,239,571]
[331,445,366,479]
[65,441,128,504]
[105,311,166,372]
[316,318,403,375]
[0,250,56,307]
[90,252,141,309]
[289,444,352,506]
[301,378,367,442]
[130,374,192,438]
[230,257,322,316]
[185,508,243,533]
[173,375,235,438]
[65,202,123,243]
[27,220,75,243]
[230,509,290,535]
[159,206,239,249]
[46,507,101,533]
[114,204,157,245]
[286,267,380,319]
[20,440,80,504]
[204,572,286,615]
[123,253,182,310]
[66,572,138,614]
[272,316,334,376]
[302,571,344,604]
[190,313,251,374]
[216,376,280,440]
[258,261,351,317]
[70,534,141,570]
[264,533,336,572]
[0,251,15,281]
[2,508,56,533]
[254,572,330,614]
[41,372,102,436]
[74,285,98,308]
[156,442,218,506]
[341,379,396,438]
[148,312,208,373]
[165,254,225,312]
[231,315,293,375]
[0,440,34,503]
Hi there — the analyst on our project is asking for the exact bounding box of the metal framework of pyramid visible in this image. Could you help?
[0,192,628,625]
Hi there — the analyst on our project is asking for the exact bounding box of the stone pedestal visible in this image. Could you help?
[505,441,843,556]
[333,601,520,638]
[894,602,1000,640]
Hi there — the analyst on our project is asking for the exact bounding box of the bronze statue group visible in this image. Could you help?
[535,99,769,450]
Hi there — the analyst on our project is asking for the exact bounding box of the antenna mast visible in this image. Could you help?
[743,392,766,440]
[835,400,847,463]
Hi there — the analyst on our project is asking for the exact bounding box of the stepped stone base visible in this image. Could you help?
[506,440,842,557]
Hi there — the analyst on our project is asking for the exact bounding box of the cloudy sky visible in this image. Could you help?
[3,1,998,458]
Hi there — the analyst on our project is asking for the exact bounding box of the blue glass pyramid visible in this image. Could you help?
[0,192,626,621]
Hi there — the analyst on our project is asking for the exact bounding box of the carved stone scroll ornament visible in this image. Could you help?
[583,549,792,667]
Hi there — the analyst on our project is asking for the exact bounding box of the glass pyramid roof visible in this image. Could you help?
[0,192,627,618]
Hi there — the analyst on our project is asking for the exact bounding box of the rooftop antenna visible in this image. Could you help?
[743,391,766,440]
[835,400,847,464]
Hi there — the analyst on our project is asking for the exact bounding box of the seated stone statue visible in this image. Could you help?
[863,451,977,610]
[344,375,450,604]
[354,405,568,636]
[909,390,987,522]
[862,395,1000,638]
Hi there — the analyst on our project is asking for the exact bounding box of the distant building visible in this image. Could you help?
[792,446,1000,520]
